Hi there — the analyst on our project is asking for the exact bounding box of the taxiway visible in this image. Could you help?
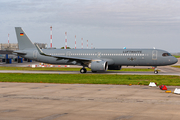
[0,59,179,75]
[0,65,180,76]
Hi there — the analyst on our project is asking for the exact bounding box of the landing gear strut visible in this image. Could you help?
[80,68,87,73]
[153,66,158,74]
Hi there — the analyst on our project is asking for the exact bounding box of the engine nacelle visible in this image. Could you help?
[89,61,108,72]
[108,65,122,70]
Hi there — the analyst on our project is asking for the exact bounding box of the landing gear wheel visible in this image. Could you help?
[80,68,87,73]
[154,70,158,74]
[84,69,87,73]
[92,71,97,73]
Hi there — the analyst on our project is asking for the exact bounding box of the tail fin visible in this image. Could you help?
[15,27,36,50]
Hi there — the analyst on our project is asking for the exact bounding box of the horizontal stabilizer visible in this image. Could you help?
[13,50,27,55]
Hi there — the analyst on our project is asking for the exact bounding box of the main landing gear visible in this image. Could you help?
[80,68,87,73]
[153,66,158,74]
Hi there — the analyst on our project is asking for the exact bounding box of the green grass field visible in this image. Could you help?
[172,66,180,69]
[173,55,180,58]
[0,66,154,72]
[0,73,180,86]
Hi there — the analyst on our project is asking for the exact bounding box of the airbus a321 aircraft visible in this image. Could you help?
[13,27,178,74]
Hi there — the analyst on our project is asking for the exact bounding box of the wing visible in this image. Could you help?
[35,44,92,65]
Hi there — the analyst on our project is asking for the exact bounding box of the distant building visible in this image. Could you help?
[0,43,18,51]
[0,43,47,51]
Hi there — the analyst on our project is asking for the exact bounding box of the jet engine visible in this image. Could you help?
[108,65,122,70]
[89,61,108,72]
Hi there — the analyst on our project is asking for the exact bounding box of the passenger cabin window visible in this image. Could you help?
[162,53,172,57]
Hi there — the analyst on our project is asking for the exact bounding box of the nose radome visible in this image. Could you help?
[175,58,178,63]
[173,57,178,64]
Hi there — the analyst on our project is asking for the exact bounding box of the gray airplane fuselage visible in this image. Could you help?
[19,48,177,66]
[14,27,178,73]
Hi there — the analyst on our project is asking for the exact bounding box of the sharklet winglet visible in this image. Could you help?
[35,44,50,56]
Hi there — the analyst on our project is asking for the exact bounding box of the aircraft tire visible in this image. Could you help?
[80,68,87,73]
[84,68,87,73]
[154,70,158,74]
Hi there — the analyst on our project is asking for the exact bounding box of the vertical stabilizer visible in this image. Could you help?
[15,27,36,50]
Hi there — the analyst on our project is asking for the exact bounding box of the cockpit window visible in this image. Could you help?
[162,53,172,57]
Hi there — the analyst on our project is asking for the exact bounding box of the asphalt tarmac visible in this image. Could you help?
[0,59,180,120]
[0,69,180,76]
[0,65,180,76]
[0,83,180,120]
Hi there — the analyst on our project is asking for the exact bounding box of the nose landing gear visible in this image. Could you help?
[154,70,158,74]
[153,66,158,74]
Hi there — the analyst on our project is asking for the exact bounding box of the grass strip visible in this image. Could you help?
[173,55,180,58]
[0,67,154,72]
[171,66,180,69]
[0,73,180,86]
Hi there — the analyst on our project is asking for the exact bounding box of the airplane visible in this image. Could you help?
[13,27,178,74]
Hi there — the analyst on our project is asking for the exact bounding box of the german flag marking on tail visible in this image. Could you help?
[20,33,24,36]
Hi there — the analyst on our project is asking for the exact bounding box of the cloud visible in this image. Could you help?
[1,0,180,27]
[0,0,180,52]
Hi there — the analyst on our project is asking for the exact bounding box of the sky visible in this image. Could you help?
[0,0,180,53]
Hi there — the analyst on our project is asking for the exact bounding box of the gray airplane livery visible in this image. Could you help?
[13,27,178,74]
